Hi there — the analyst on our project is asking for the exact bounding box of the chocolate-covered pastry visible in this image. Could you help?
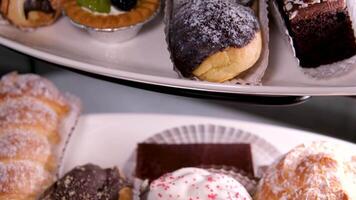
[136,143,254,181]
[0,0,62,28]
[235,0,255,7]
[40,164,132,200]
[169,0,262,82]
[277,0,356,68]
[24,0,55,18]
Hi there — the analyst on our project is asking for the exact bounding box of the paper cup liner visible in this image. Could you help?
[256,165,269,178]
[270,0,356,79]
[56,93,82,177]
[164,0,270,85]
[132,178,148,200]
[0,14,9,25]
[124,123,281,186]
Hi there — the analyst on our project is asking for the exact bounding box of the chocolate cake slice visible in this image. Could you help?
[136,143,254,181]
[277,0,356,68]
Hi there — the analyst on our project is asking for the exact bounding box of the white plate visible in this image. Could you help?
[1,15,356,96]
[61,113,356,176]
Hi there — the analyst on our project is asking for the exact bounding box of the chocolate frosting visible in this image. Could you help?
[24,0,55,18]
[40,164,131,200]
[235,0,256,7]
[169,0,260,77]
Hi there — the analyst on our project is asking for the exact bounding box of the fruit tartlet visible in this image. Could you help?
[64,0,160,42]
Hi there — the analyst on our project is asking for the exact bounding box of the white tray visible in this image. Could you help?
[1,15,356,96]
[60,113,356,176]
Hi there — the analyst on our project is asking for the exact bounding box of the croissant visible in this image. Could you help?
[0,0,63,28]
[0,72,72,199]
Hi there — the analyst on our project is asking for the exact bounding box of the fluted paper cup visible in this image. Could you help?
[57,94,82,177]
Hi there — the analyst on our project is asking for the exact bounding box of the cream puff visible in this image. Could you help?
[255,141,356,200]
[168,0,262,83]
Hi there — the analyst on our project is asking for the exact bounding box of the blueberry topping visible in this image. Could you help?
[111,0,137,11]
[24,0,54,19]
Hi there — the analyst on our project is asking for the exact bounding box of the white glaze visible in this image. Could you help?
[147,168,252,200]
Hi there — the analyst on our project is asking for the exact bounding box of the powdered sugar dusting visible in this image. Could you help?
[170,0,260,77]
[0,72,67,106]
[0,130,51,161]
[147,168,252,200]
[176,0,259,47]
[0,96,59,131]
[255,141,356,199]
[0,72,82,199]
[0,160,51,194]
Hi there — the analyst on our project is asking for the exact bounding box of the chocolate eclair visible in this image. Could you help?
[169,0,262,83]
[40,164,132,200]
[0,0,62,28]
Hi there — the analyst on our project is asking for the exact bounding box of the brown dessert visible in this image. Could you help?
[136,143,254,181]
[40,164,132,200]
[277,0,356,68]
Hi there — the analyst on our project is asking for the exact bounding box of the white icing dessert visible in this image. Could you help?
[147,168,252,200]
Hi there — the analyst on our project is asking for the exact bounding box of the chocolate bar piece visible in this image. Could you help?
[136,143,254,181]
[278,0,356,68]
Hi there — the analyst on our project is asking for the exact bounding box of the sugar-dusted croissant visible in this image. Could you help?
[0,0,63,28]
[0,72,74,199]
